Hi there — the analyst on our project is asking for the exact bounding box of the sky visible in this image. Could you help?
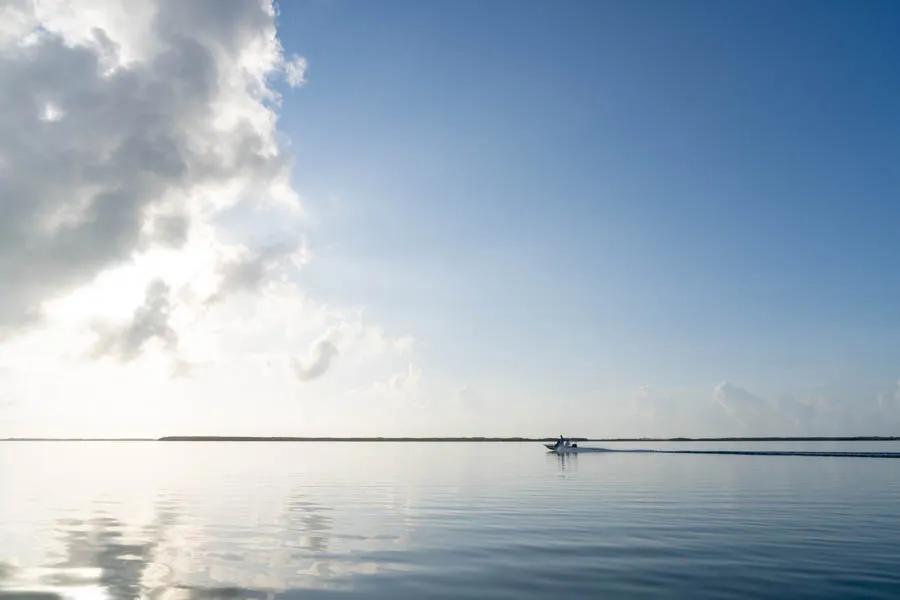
[1,0,899,437]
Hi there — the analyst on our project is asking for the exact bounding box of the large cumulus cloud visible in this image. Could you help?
[0,0,296,335]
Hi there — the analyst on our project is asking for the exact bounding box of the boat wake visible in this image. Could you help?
[559,447,900,458]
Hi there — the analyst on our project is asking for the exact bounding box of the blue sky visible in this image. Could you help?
[277,1,900,406]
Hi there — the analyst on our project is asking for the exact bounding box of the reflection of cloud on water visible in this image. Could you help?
[284,498,333,554]
[151,486,412,597]
[0,499,181,599]
[0,560,69,599]
[52,515,157,598]
[1,486,419,599]
[155,585,271,599]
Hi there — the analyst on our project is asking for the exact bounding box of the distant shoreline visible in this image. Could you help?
[1,436,898,442]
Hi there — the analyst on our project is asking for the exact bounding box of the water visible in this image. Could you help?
[2,441,900,599]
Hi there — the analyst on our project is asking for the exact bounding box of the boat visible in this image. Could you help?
[545,437,579,453]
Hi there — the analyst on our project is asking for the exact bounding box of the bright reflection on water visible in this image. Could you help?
[2,441,900,598]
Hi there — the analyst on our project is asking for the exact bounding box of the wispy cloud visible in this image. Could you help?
[207,243,305,304]
[283,54,308,88]
[92,279,177,361]
[292,331,340,381]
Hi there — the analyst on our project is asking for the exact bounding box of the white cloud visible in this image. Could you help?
[390,363,421,391]
[39,101,65,122]
[207,242,304,304]
[0,0,293,333]
[617,381,900,438]
[0,0,420,436]
[92,278,177,361]
[712,381,774,432]
[292,330,340,381]
[284,54,307,87]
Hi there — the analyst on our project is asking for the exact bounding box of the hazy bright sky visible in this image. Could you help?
[2,0,899,437]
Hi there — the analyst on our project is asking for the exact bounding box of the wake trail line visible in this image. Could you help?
[574,448,900,458]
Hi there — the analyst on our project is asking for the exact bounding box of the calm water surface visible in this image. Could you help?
[2,441,900,598]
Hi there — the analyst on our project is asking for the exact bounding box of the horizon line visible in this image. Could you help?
[1,435,899,442]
